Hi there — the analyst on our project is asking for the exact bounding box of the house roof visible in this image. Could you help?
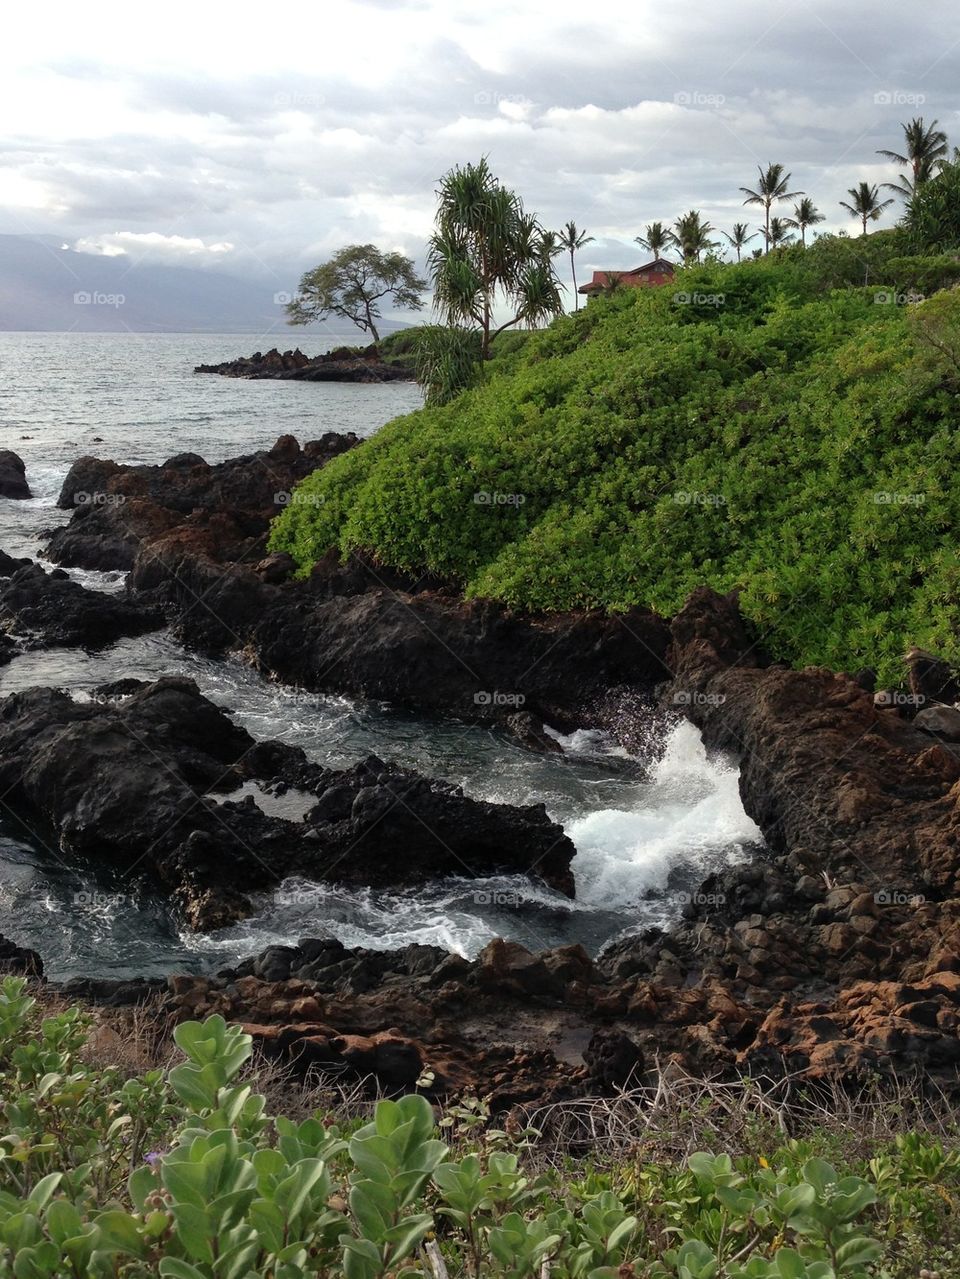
[577,258,676,293]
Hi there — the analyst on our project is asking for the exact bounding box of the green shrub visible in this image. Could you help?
[269,262,960,683]
[0,987,959,1276]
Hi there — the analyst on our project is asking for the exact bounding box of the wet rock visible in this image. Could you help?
[0,560,163,649]
[0,935,43,977]
[505,711,563,753]
[0,677,577,929]
[0,451,30,499]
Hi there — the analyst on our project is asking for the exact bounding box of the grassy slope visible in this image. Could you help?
[270,249,960,683]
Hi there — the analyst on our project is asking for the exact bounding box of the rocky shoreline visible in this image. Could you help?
[194,344,413,382]
[2,439,960,1108]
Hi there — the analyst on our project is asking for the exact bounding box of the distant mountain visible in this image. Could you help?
[0,235,410,335]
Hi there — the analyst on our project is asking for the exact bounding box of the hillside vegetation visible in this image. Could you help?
[269,240,960,682]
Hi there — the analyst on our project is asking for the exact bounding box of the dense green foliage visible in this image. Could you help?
[270,254,960,682]
[0,985,958,1277]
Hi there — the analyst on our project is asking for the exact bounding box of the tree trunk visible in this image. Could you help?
[363,299,381,344]
[571,249,579,311]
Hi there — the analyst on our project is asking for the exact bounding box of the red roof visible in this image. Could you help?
[578,258,676,294]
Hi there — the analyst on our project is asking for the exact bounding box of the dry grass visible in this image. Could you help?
[518,1062,960,1167]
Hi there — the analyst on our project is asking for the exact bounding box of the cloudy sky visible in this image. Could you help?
[1,0,956,311]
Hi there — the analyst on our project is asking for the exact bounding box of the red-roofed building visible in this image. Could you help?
[578,258,676,296]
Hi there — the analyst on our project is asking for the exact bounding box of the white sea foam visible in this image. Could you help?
[569,720,761,909]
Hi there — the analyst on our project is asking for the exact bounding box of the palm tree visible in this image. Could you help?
[635,221,672,260]
[559,220,594,311]
[537,229,564,263]
[786,197,825,247]
[839,182,894,235]
[723,222,757,261]
[740,163,804,251]
[669,210,717,263]
[877,117,949,198]
[767,216,795,249]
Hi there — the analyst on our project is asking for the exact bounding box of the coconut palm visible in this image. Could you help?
[537,229,564,263]
[723,222,757,261]
[635,221,672,260]
[669,210,717,263]
[768,216,795,249]
[558,221,594,310]
[877,117,949,198]
[786,197,825,247]
[740,163,804,251]
[839,182,895,235]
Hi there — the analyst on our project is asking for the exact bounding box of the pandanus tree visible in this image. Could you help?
[787,197,825,247]
[878,117,949,198]
[740,163,804,251]
[559,220,594,310]
[669,210,717,262]
[635,221,672,260]
[839,182,894,235]
[427,159,564,360]
[723,222,757,261]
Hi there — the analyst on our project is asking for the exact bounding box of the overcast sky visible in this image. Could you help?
[1,0,956,312]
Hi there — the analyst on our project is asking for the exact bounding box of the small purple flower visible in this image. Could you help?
[144,1151,164,1166]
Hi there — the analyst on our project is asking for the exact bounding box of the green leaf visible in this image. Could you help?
[26,1174,62,1211]
[159,1260,207,1279]
[835,1235,883,1268]
[775,1249,808,1279]
[93,1210,146,1257]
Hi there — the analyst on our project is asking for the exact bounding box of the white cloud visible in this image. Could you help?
[0,0,952,286]
[72,232,235,260]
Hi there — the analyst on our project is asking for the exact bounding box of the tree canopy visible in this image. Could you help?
[286,244,426,343]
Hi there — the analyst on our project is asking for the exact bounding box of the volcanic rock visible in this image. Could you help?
[0,451,30,499]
